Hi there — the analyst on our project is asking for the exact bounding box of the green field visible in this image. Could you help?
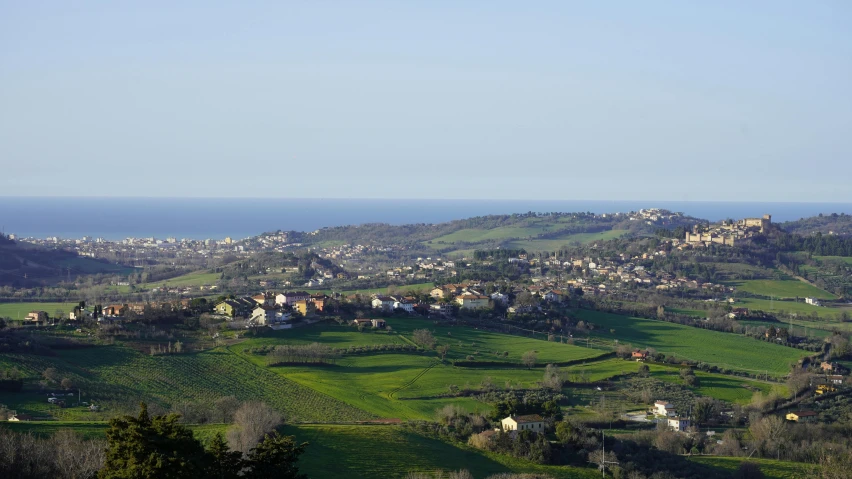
[0,302,76,319]
[574,310,806,376]
[142,270,222,289]
[430,226,562,244]
[0,421,228,443]
[282,424,599,479]
[727,279,836,300]
[507,230,629,253]
[690,456,816,478]
[814,255,852,265]
[0,345,372,423]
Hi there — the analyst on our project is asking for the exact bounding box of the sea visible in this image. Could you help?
[1,197,851,241]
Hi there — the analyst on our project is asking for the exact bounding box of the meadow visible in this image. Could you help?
[573,310,806,376]
[689,456,817,479]
[141,270,222,289]
[0,302,76,320]
[507,230,628,252]
[726,279,836,300]
[281,424,600,479]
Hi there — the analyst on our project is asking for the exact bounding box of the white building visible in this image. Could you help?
[667,417,690,432]
[501,415,546,433]
[654,401,675,417]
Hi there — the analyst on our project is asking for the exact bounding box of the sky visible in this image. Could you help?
[1,1,851,202]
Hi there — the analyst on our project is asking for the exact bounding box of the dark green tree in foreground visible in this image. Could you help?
[99,403,209,479]
[99,403,308,479]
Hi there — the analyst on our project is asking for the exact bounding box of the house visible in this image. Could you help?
[501,414,545,433]
[821,361,836,372]
[69,309,92,321]
[393,300,415,313]
[103,304,128,317]
[371,296,396,312]
[786,411,818,422]
[352,319,372,327]
[250,305,277,325]
[371,319,386,329]
[805,297,821,306]
[455,293,489,309]
[430,303,453,317]
[632,350,648,361]
[293,300,316,316]
[25,311,48,322]
[828,375,844,385]
[490,292,509,305]
[275,291,310,307]
[667,417,690,432]
[214,300,244,318]
[310,294,328,312]
[251,292,275,307]
[541,290,565,303]
[8,413,34,422]
[654,401,675,417]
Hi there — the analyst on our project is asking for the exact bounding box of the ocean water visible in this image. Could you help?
[1,197,851,241]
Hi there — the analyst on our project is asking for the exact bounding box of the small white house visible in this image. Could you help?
[501,414,546,433]
[393,301,415,313]
[667,417,690,432]
[805,297,821,306]
[654,401,675,417]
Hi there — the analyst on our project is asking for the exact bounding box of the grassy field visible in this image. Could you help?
[304,282,435,296]
[142,270,222,289]
[690,456,816,478]
[282,424,599,479]
[574,310,806,376]
[0,302,76,319]
[727,279,836,300]
[507,230,629,253]
[0,345,373,423]
[430,225,563,244]
[563,358,787,404]
[815,255,852,265]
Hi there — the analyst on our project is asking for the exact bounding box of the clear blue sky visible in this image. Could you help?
[2,1,850,201]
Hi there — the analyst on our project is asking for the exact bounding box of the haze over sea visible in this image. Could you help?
[2,197,852,241]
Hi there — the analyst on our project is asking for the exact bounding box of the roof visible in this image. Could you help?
[790,411,818,417]
[281,291,310,297]
[510,414,544,423]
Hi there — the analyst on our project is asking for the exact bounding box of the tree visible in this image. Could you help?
[542,364,563,390]
[213,396,240,423]
[60,378,74,390]
[205,433,243,479]
[521,351,538,369]
[436,344,450,360]
[99,403,209,479]
[412,329,436,349]
[42,368,59,383]
[245,432,308,479]
[638,364,650,378]
[228,402,283,453]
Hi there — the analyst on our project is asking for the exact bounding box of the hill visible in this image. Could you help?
[781,213,852,236]
[0,242,130,288]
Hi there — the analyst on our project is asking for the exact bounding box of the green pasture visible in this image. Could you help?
[0,421,228,444]
[386,318,604,364]
[57,257,134,275]
[573,310,806,376]
[282,424,599,479]
[727,279,836,300]
[0,345,372,423]
[238,325,407,353]
[507,230,629,253]
[0,302,76,319]
[690,456,816,479]
[429,225,565,244]
[142,270,222,289]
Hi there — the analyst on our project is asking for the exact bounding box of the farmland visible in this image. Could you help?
[281,424,599,479]
[727,279,836,300]
[507,230,629,252]
[0,302,76,320]
[0,345,373,423]
[690,456,817,479]
[141,270,222,289]
[574,310,807,376]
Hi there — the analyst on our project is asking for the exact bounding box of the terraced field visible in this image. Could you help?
[574,310,806,376]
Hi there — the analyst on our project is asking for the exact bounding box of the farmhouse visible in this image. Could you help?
[103,304,128,317]
[501,414,545,432]
[25,310,48,322]
[828,375,844,385]
[654,401,675,417]
[667,417,690,432]
[632,350,648,360]
[786,411,818,422]
[805,297,821,306]
[370,319,386,329]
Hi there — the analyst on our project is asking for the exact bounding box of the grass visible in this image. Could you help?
[690,456,817,478]
[0,421,228,444]
[574,310,806,376]
[507,230,628,252]
[282,424,599,479]
[429,225,565,244]
[0,302,76,320]
[726,279,836,300]
[142,270,222,289]
[304,282,435,296]
[0,345,373,423]
[814,255,852,265]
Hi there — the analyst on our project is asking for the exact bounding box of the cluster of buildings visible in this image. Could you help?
[653,400,691,432]
[213,291,331,327]
[684,215,772,247]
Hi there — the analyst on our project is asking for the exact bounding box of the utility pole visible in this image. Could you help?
[597,429,618,478]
